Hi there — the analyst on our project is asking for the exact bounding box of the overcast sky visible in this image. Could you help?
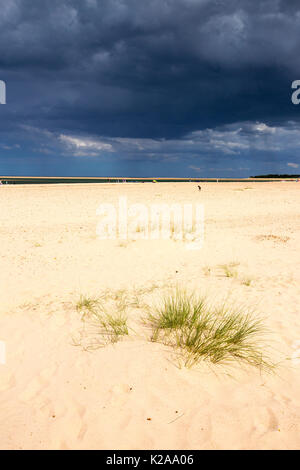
[1,0,300,177]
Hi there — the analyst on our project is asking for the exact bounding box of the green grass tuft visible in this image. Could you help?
[241,277,253,286]
[76,294,128,346]
[220,263,239,278]
[100,312,129,342]
[148,290,273,371]
[76,295,101,318]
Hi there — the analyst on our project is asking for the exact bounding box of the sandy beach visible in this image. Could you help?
[0,181,300,450]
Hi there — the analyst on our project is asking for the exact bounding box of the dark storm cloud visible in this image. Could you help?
[0,0,300,175]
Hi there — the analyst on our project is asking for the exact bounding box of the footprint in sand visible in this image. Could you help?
[19,377,45,402]
[0,371,15,392]
[253,407,279,434]
[73,401,88,441]
[109,383,133,406]
[184,412,212,448]
[267,408,279,432]
[19,364,57,402]
[40,364,58,381]
[45,400,87,449]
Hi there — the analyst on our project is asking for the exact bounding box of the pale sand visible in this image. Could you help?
[0,182,300,450]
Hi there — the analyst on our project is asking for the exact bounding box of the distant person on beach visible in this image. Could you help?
[198,185,201,191]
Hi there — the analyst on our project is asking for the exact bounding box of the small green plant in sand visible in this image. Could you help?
[220,263,239,278]
[203,265,211,276]
[76,295,101,318]
[241,276,253,287]
[76,296,98,311]
[99,312,129,342]
[147,290,273,370]
[76,295,128,346]
[118,241,129,248]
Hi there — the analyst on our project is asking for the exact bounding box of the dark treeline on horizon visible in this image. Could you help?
[251,174,300,178]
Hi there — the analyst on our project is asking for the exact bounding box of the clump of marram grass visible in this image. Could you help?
[148,290,273,371]
[95,311,129,344]
[149,291,206,340]
[76,295,99,311]
[75,294,128,347]
[76,295,101,318]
